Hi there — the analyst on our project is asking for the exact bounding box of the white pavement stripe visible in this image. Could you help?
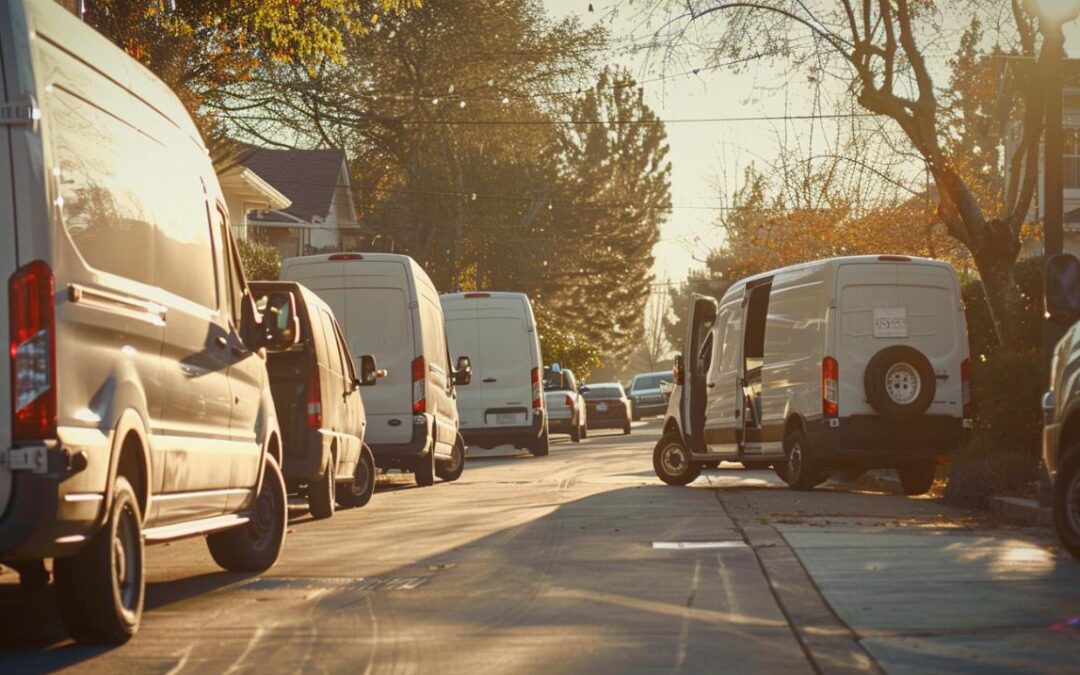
[653,541,748,550]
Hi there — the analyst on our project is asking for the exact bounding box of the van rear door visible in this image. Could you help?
[834,261,965,418]
[443,302,482,429]
[476,308,534,428]
[0,16,17,513]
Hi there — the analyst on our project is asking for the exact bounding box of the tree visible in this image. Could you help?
[644,0,1042,350]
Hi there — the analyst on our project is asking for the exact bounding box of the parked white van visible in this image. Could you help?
[281,253,471,485]
[442,292,549,456]
[0,0,295,643]
[654,255,971,495]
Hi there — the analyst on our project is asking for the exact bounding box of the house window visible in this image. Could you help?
[1066,127,1080,190]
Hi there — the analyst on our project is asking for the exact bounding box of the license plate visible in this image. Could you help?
[0,446,48,473]
[495,413,517,425]
[597,403,608,412]
[873,307,908,338]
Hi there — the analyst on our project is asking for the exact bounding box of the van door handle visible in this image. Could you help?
[215,336,228,349]
[707,382,716,388]
[483,378,497,383]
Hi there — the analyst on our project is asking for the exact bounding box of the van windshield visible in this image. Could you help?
[632,374,667,391]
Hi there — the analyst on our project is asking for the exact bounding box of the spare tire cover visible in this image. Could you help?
[863,345,936,422]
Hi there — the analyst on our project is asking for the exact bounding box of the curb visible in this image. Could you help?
[988,496,1054,526]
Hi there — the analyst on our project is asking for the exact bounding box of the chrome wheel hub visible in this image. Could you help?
[661,443,688,475]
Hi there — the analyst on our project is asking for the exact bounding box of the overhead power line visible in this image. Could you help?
[394,112,876,126]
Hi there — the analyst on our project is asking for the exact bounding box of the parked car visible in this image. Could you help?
[280,253,470,486]
[628,371,672,420]
[0,0,295,643]
[1041,253,1080,559]
[543,366,587,442]
[442,292,549,456]
[252,282,381,519]
[653,255,972,494]
[582,383,633,434]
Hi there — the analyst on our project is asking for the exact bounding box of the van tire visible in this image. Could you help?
[623,420,632,435]
[338,446,376,507]
[864,346,936,422]
[897,460,936,496]
[436,438,466,482]
[1053,448,1080,558]
[207,455,287,572]
[530,430,550,457]
[654,433,701,486]
[782,430,825,490]
[571,422,581,443]
[308,456,336,519]
[414,448,436,486]
[54,476,143,644]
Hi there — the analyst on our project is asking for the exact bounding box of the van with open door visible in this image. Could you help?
[280,253,471,486]
[441,292,549,456]
[0,0,295,643]
[653,255,971,495]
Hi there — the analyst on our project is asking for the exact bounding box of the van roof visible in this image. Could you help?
[441,291,531,302]
[732,255,953,289]
[280,252,437,293]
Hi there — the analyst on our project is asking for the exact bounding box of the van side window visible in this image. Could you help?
[216,209,245,325]
[719,304,741,374]
[51,89,216,306]
[319,309,344,379]
[330,319,357,383]
[420,298,448,371]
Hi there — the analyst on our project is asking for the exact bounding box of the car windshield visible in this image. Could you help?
[581,386,621,399]
[543,371,566,391]
[632,374,667,391]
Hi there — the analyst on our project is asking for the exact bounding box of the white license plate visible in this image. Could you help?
[0,446,48,473]
[596,404,608,412]
[873,307,908,338]
[495,413,517,425]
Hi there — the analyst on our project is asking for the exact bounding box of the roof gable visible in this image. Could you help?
[242,148,349,222]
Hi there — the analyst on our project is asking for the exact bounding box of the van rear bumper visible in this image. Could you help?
[0,445,100,561]
[461,411,545,449]
[807,415,967,467]
[369,416,433,469]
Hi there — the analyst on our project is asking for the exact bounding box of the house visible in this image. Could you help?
[237,148,364,260]
[217,163,291,242]
[1001,57,1080,258]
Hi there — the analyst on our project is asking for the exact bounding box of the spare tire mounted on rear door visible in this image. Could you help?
[863,345,935,422]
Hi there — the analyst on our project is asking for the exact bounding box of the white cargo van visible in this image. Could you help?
[441,292,549,456]
[281,253,470,485]
[654,256,971,495]
[0,0,295,643]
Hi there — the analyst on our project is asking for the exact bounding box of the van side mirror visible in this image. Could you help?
[673,354,685,385]
[359,354,379,386]
[1046,254,1080,326]
[454,356,472,385]
[258,291,300,352]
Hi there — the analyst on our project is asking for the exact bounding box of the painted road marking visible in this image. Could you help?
[652,541,748,550]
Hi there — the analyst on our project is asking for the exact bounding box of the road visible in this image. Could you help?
[3,420,1080,673]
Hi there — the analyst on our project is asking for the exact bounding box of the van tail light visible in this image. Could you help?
[531,367,542,410]
[564,394,574,407]
[822,356,839,418]
[306,366,322,429]
[961,358,972,418]
[10,260,57,442]
[412,355,426,414]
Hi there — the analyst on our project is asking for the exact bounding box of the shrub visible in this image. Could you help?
[961,256,1043,359]
[236,237,281,281]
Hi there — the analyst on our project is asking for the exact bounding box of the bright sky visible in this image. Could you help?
[545,1,1080,287]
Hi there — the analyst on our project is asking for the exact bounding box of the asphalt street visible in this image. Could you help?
[3,419,1080,673]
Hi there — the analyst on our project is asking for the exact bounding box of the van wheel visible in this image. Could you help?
[339,446,376,508]
[570,422,582,443]
[1053,448,1080,558]
[897,460,936,496]
[54,476,144,644]
[414,448,436,486]
[207,455,287,572]
[623,420,632,435]
[581,423,588,439]
[782,430,825,490]
[437,438,466,482]
[308,457,336,519]
[864,346,936,422]
[653,433,701,486]
[530,430,550,457]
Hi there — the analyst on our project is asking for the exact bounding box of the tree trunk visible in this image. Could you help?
[971,243,1026,352]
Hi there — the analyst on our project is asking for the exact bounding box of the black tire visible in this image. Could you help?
[581,423,588,439]
[207,455,287,572]
[54,475,144,644]
[414,446,436,486]
[436,437,466,482]
[781,429,825,490]
[570,422,581,443]
[897,460,936,496]
[653,433,701,486]
[1053,449,1080,559]
[308,455,336,519]
[623,418,632,435]
[864,346,936,422]
[338,446,375,508]
[530,429,550,457]
[12,560,49,592]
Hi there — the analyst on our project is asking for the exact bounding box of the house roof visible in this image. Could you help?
[242,148,348,223]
